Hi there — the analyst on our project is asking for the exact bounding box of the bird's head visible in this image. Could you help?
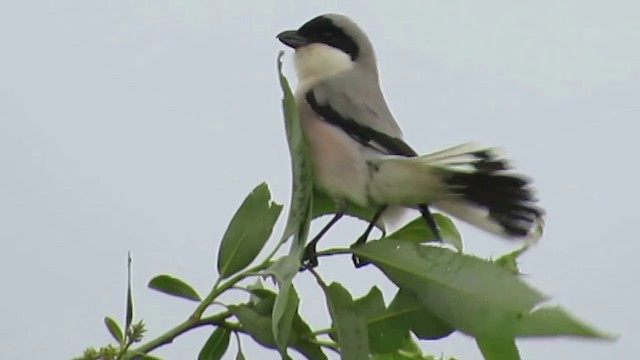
[277,14,377,84]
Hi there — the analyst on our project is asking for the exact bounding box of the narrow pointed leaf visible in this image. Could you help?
[104,316,123,343]
[217,182,283,279]
[353,240,547,337]
[272,282,299,356]
[266,253,305,358]
[148,274,201,302]
[385,214,462,251]
[126,252,134,330]
[198,327,231,360]
[476,337,520,360]
[277,51,314,252]
[515,306,615,339]
[322,282,369,360]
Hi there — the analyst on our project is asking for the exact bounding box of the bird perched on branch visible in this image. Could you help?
[277,14,544,268]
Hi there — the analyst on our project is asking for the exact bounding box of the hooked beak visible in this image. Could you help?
[277,30,309,49]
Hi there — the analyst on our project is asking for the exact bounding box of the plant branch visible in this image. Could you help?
[314,247,352,258]
[191,267,266,320]
[312,327,331,336]
[311,339,340,353]
[125,228,293,358]
[123,311,233,358]
[124,236,349,358]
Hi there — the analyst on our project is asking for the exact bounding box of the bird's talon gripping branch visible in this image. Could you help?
[300,244,319,271]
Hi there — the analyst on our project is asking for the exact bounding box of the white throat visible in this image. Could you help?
[294,43,354,89]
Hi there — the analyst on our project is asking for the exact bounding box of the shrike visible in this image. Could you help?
[277,14,544,268]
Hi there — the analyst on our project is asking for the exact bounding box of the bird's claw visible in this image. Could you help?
[300,243,319,271]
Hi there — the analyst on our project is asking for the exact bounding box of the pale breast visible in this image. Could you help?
[295,95,370,208]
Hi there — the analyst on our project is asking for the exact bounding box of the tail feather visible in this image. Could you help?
[369,143,544,241]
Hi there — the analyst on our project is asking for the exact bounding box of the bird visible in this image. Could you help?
[276,14,544,268]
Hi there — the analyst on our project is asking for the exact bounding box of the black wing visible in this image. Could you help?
[305,89,417,157]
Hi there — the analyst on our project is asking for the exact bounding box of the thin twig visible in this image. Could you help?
[312,327,332,336]
[314,247,353,258]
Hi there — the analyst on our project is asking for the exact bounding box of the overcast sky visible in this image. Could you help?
[1,1,638,359]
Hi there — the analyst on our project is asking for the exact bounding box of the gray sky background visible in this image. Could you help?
[1,1,638,359]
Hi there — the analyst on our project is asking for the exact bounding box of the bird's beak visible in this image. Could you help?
[277,30,308,49]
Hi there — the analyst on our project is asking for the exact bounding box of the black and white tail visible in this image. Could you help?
[369,142,544,241]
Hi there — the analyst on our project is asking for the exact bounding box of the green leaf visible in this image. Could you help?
[246,278,265,305]
[494,243,533,275]
[277,51,314,253]
[397,336,423,356]
[290,321,328,360]
[230,293,327,360]
[147,274,201,302]
[266,253,304,357]
[312,189,385,233]
[385,214,462,252]
[247,288,278,305]
[272,282,300,356]
[267,254,300,287]
[370,336,428,360]
[217,182,283,279]
[198,327,231,360]
[354,287,406,354]
[229,305,276,348]
[434,214,463,252]
[103,316,123,343]
[353,240,547,337]
[126,252,134,330]
[322,282,369,360]
[516,306,615,339]
[265,253,303,358]
[386,289,454,340]
[476,337,520,360]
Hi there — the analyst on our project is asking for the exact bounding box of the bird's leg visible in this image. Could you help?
[301,211,344,270]
[418,204,442,241]
[351,205,388,267]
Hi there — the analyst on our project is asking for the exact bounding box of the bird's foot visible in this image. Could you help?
[300,243,319,271]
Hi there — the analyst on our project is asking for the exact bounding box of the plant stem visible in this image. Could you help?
[312,327,331,336]
[311,339,340,353]
[189,240,290,321]
[123,311,232,359]
[127,244,350,358]
[191,266,264,320]
[314,247,352,258]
